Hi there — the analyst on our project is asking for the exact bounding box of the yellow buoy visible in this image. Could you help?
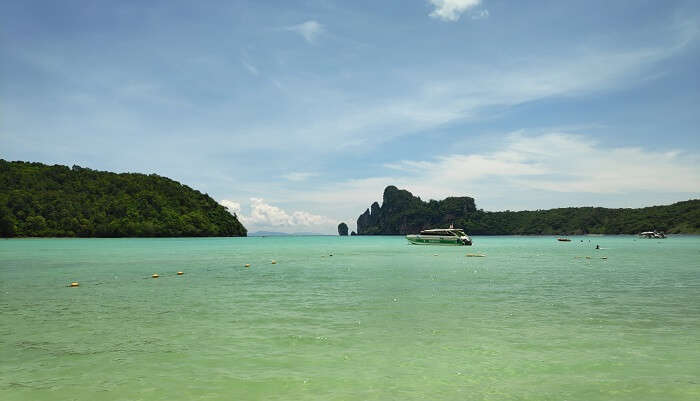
[70,282,79,287]
[177,271,184,275]
[245,263,251,267]
[152,273,160,278]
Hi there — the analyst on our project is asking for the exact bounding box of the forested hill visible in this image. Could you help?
[357,186,700,235]
[0,160,247,237]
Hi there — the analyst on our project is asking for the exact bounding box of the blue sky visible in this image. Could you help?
[2,0,699,233]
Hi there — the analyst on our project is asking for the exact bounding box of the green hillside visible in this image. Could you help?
[0,160,247,237]
[357,186,700,235]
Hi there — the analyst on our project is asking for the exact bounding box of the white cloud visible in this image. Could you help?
[286,20,324,43]
[219,198,335,230]
[384,132,700,195]
[429,0,482,22]
[219,199,241,215]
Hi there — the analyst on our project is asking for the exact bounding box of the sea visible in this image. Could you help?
[1,236,699,400]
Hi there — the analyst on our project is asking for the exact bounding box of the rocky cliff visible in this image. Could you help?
[356,185,700,235]
[356,186,476,235]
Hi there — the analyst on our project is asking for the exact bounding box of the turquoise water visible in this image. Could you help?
[1,236,699,400]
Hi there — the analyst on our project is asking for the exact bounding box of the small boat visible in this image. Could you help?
[639,230,666,239]
[406,228,472,246]
[557,238,571,242]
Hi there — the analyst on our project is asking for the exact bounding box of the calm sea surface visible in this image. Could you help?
[1,236,699,400]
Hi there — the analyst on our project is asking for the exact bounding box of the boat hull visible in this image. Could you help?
[406,235,472,246]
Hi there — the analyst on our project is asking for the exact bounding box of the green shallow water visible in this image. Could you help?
[1,236,699,400]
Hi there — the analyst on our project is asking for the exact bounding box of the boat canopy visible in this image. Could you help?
[419,229,466,236]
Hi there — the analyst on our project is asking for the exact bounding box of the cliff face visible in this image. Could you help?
[356,186,476,235]
[356,185,700,235]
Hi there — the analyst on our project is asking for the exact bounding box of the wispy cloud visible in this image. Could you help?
[429,0,482,22]
[471,9,489,20]
[282,172,317,181]
[241,60,259,76]
[286,20,324,43]
[253,38,688,153]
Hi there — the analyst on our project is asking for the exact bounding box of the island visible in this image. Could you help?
[356,185,700,235]
[0,160,247,237]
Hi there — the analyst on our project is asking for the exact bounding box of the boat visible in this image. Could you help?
[557,238,571,242]
[639,230,666,239]
[406,228,472,246]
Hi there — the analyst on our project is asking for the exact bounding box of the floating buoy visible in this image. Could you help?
[271,260,277,264]
[152,273,160,278]
[177,271,184,275]
[70,282,79,287]
[466,254,486,257]
[433,254,439,256]
[329,254,333,257]
[245,263,251,268]
[601,257,608,260]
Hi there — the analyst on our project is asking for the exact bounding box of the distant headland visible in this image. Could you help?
[0,160,247,237]
[356,186,700,235]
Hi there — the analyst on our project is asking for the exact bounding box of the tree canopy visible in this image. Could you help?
[0,160,247,237]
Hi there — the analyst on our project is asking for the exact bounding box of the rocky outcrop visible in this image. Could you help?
[356,185,476,235]
[337,222,349,236]
[355,185,700,235]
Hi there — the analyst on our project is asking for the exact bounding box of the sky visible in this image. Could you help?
[1,0,699,234]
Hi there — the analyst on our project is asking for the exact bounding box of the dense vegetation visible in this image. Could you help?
[0,160,247,237]
[357,186,700,235]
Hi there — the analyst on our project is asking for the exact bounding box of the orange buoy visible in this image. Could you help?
[152,273,160,278]
[177,271,184,275]
[70,282,79,287]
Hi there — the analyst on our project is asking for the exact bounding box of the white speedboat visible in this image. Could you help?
[406,228,472,246]
[639,230,666,239]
